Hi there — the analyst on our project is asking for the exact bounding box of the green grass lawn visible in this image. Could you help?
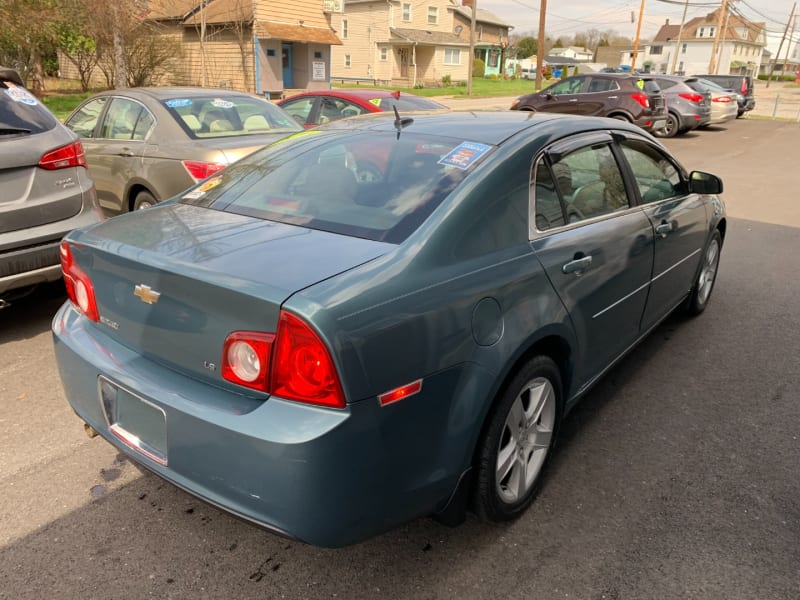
[334,77,551,98]
[42,92,93,120]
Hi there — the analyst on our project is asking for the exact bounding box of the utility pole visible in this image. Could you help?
[708,0,729,74]
[535,0,547,91]
[767,2,796,87]
[781,15,797,79]
[630,0,646,71]
[670,0,691,74]
[467,0,477,96]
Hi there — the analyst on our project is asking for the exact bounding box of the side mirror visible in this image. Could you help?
[689,171,723,195]
[545,92,554,100]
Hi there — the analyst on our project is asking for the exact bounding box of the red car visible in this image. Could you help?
[277,89,447,128]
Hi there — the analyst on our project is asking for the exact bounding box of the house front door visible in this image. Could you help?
[282,44,294,88]
[398,48,410,78]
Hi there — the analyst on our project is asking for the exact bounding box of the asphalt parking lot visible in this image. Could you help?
[1,117,798,600]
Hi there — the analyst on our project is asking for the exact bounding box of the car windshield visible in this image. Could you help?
[181,130,490,243]
[163,94,302,139]
[0,78,58,134]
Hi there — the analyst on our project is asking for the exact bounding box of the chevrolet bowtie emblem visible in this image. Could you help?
[133,284,161,304]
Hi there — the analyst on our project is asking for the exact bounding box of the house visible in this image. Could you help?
[643,11,765,76]
[547,46,594,62]
[594,45,645,70]
[328,0,512,87]
[59,0,343,96]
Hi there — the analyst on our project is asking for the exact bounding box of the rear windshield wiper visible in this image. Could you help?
[0,127,32,135]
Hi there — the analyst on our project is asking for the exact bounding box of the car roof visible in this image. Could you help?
[88,87,260,100]
[320,110,642,146]
[287,89,409,100]
[0,66,24,86]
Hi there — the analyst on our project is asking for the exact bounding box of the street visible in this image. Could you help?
[1,118,798,599]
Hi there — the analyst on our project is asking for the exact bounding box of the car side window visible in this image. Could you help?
[100,98,146,140]
[548,76,584,95]
[556,144,630,222]
[66,97,107,138]
[340,101,366,119]
[132,107,154,140]
[587,78,618,93]
[532,161,567,231]
[620,140,686,204]
[281,98,315,126]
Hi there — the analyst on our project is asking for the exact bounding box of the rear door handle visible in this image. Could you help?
[117,149,135,157]
[562,255,593,274]
[655,222,673,237]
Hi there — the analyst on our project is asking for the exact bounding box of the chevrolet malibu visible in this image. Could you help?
[52,111,726,547]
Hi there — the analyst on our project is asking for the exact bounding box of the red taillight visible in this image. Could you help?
[221,312,345,408]
[182,160,227,181]
[713,96,732,103]
[631,92,650,108]
[60,241,99,322]
[221,332,275,392]
[39,141,87,170]
[678,92,705,103]
[271,311,345,408]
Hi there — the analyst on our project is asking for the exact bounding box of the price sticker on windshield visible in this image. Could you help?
[438,141,491,170]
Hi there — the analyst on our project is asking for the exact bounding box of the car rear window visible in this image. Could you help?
[162,94,302,139]
[640,79,662,95]
[375,96,447,111]
[181,131,490,243]
[0,78,58,135]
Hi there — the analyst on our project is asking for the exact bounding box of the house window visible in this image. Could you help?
[444,47,460,65]
[698,27,704,38]
[380,47,388,61]
[402,3,411,21]
[682,43,687,53]
[344,54,351,68]
[428,6,437,24]
[342,19,348,39]
[478,25,483,41]
[488,49,499,68]
[650,45,663,55]
[709,27,715,38]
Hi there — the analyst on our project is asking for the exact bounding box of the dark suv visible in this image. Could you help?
[692,74,755,117]
[0,66,102,305]
[510,73,668,134]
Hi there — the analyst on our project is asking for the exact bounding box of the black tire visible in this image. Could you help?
[474,355,563,522]
[132,190,157,211]
[685,230,722,316]
[653,112,680,138]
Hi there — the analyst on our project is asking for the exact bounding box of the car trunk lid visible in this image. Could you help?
[66,202,392,390]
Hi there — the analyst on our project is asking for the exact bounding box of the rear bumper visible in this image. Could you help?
[52,302,476,547]
[0,205,101,295]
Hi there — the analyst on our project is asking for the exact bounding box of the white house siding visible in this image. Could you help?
[646,40,762,76]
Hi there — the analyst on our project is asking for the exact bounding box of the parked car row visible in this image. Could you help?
[509,72,744,140]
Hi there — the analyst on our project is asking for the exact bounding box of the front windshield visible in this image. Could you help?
[163,94,302,139]
[180,130,494,243]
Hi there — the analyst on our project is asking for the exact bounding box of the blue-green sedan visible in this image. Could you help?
[52,111,726,547]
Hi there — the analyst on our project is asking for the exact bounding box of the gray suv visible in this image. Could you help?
[0,67,102,305]
[651,76,712,138]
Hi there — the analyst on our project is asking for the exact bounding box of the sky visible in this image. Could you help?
[476,0,799,55]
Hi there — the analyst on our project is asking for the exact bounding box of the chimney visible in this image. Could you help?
[462,0,473,7]
[666,18,670,26]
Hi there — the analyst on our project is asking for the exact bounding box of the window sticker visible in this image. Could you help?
[211,98,235,109]
[5,84,38,106]
[182,176,223,200]
[369,98,381,106]
[165,98,192,108]
[636,79,645,90]
[438,141,492,170]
